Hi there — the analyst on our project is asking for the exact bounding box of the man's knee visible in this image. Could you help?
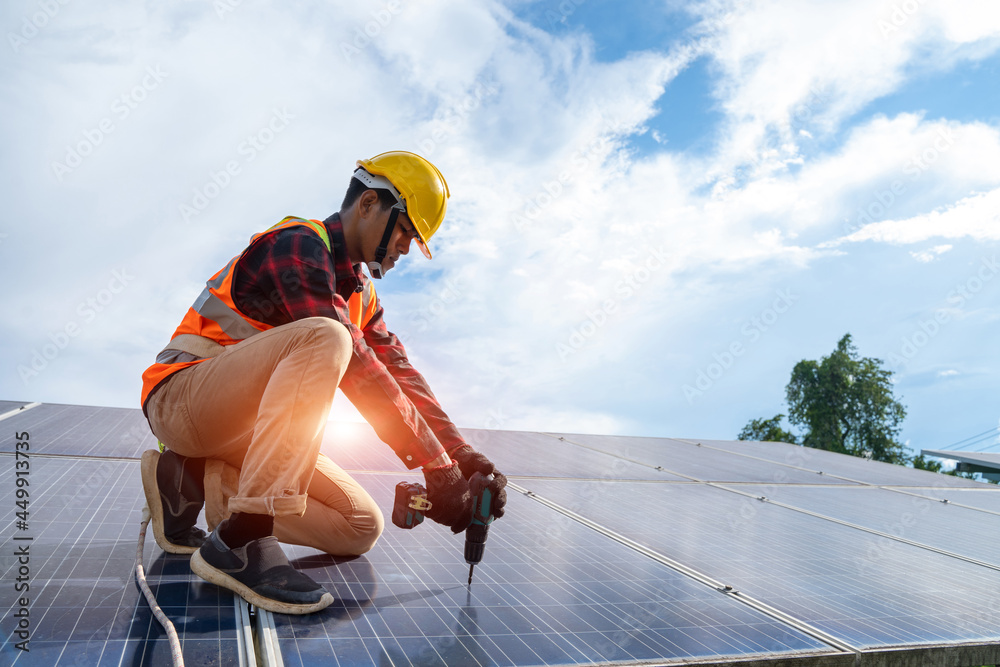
[310,506,383,556]
[299,317,352,369]
[343,508,385,555]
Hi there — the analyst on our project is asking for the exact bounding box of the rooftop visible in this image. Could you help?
[1,401,998,666]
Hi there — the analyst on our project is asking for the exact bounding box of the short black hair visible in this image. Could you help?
[341,170,399,211]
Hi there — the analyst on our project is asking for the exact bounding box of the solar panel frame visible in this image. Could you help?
[0,401,30,415]
[915,488,1000,513]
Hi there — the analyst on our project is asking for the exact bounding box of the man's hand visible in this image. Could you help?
[423,462,473,533]
[449,445,507,519]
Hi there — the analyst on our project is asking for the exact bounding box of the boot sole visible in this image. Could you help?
[190,549,334,615]
[141,450,199,555]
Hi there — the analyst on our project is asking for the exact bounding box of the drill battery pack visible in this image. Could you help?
[392,481,431,529]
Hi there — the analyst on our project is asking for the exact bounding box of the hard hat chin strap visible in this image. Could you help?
[366,207,401,280]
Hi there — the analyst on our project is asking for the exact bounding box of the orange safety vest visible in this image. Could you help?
[140,216,378,407]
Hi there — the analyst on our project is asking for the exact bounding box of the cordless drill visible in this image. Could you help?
[392,472,496,586]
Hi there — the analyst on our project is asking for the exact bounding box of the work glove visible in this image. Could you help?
[449,445,508,519]
[423,461,474,533]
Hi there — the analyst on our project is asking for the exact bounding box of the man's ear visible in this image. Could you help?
[357,189,380,221]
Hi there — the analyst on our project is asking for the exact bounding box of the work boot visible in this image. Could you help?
[141,449,208,554]
[190,521,334,615]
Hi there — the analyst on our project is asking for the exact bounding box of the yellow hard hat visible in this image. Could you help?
[356,151,449,259]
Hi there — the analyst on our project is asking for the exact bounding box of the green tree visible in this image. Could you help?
[785,334,908,464]
[737,414,798,444]
[911,454,943,473]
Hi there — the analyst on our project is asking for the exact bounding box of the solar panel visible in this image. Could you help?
[679,438,990,488]
[0,403,156,459]
[729,484,1000,567]
[0,456,239,666]
[521,478,1000,649]
[270,473,836,666]
[320,424,685,480]
[460,429,689,481]
[543,432,859,485]
[4,401,997,666]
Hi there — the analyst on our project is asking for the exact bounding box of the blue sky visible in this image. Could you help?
[1,0,999,469]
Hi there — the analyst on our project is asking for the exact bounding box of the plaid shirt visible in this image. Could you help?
[231,213,466,468]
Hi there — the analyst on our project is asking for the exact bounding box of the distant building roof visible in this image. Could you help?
[922,448,1000,482]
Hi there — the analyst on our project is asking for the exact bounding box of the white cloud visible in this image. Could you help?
[910,245,954,262]
[690,0,1000,184]
[834,187,1000,246]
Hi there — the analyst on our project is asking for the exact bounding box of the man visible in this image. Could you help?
[140,151,507,615]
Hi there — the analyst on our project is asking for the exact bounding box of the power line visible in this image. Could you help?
[937,426,1000,451]
[950,431,1000,452]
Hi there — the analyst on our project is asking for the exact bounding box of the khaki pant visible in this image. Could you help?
[145,317,384,556]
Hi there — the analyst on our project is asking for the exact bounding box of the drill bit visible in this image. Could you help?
[468,563,475,587]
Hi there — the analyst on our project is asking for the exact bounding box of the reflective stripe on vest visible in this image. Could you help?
[192,287,264,341]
